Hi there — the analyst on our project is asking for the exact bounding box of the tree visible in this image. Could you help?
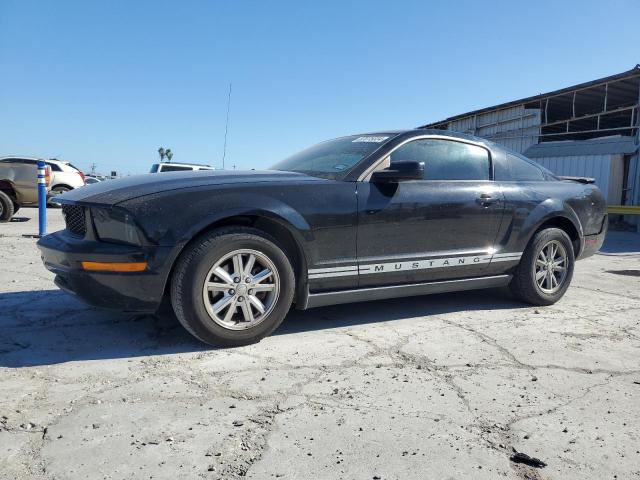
[158,147,166,162]
[165,149,173,162]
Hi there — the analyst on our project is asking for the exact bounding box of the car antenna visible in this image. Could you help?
[222,83,232,170]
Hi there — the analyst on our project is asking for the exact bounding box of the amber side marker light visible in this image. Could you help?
[80,261,148,272]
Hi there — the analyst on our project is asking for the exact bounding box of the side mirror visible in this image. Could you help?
[371,160,424,183]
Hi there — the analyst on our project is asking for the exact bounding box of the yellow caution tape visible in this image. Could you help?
[607,205,640,215]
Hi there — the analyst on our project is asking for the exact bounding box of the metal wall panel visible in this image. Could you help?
[443,104,541,153]
[533,154,618,203]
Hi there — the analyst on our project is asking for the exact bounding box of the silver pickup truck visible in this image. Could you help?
[0,157,52,221]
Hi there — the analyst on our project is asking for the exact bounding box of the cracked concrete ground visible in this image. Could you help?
[1,208,640,480]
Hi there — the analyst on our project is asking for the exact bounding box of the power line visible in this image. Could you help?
[222,83,232,169]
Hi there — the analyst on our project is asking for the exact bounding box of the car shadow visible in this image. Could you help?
[0,288,526,368]
[277,288,524,335]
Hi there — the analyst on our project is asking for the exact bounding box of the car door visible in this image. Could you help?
[11,159,39,204]
[357,137,505,288]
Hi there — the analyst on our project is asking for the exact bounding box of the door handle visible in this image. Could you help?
[476,193,498,206]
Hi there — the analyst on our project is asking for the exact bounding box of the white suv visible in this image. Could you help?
[45,159,86,198]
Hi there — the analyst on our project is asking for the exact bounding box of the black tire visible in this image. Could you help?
[0,191,15,222]
[510,227,575,306]
[170,227,295,347]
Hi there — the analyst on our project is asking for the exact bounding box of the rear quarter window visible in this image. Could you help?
[505,153,546,181]
[46,162,63,172]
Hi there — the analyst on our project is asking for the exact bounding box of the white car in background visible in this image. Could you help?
[45,159,86,199]
[84,176,102,185]
[150,162,215,172]
[0,156,85,206]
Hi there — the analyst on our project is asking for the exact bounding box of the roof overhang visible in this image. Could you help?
[420,65,640,128]
[524,136,638,158]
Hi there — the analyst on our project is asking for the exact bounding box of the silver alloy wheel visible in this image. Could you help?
[534,240,568,294]
[202,249,280,330]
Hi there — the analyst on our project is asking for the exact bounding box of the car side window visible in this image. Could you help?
[159,165,193,172]
[390,139,490,181]
[507,153,545,181]
[46,162,63,172]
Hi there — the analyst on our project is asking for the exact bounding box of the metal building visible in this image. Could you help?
[420,65,640,221]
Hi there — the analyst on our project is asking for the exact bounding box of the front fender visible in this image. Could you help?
[120,186,313,259]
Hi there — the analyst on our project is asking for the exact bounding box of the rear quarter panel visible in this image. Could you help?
[54,168,85,189]
[564,182,607,236]
[495,180,605,257]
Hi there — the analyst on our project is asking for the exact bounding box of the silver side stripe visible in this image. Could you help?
[491,253,523,262]
[308,265,358,274]
[308,264,358,280]
[308,270,360,279]
[308,252,523,279]
[360,254,492,275]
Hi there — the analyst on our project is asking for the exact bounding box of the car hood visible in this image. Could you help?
[57,170,322,206]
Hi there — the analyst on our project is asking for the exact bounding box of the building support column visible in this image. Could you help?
[632,80,640,231]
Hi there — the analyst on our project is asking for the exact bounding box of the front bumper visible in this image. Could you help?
[37,230,175,312]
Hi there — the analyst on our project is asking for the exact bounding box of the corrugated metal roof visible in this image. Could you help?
[419,65,640,128]
[524,136,638,158]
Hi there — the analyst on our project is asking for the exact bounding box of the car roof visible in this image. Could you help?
[345,129,498,145]
[0,156,72,165]
[0,156,42,162]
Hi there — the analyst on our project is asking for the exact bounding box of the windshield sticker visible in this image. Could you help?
[352,136,389,143]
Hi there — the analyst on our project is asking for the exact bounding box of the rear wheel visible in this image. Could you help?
[170,227,295,347]
[510,227,575,306]
[0,191,15,222]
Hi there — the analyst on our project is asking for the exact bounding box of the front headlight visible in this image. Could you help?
[92,207,142,245]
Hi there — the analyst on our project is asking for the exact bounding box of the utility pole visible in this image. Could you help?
[90,163,97,175]
[222,83,232,169]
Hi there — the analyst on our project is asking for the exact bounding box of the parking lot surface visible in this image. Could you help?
[1,208,640,480]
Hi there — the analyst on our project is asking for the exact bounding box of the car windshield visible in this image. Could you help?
[271,135,393,180]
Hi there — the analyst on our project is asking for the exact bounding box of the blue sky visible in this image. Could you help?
[1,0,638,175]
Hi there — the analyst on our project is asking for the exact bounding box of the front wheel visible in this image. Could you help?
[170,227,295,347]
[510,227,575,306]
[0,191,16,222]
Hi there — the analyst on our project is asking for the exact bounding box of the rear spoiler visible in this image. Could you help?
[558,176,596,184]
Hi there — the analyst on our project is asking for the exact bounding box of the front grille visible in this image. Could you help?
[62,205,86,237]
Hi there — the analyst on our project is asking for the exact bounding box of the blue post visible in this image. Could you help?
[37,160,47,237]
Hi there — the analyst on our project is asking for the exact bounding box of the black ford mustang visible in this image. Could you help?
[38,130,607,346]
